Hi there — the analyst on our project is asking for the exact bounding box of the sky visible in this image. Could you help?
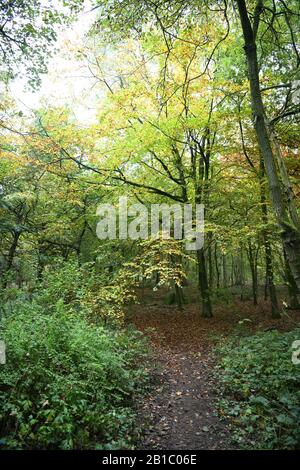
[9,4,99,125]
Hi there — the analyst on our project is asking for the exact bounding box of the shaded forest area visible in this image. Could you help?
[0,0,300,451]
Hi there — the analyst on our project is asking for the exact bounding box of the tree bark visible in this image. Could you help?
[174,283,185,310]
[239,246,245,301]
[192,127,213,317]
[222,254,228,288]
[208,233,214,288]
[269,127,300,234]
[247,242,258,306]
[237,0,300,290]
[259,160,280,318]
[197,248,213,317]
[284,249,300,309]
[214,242,220,289]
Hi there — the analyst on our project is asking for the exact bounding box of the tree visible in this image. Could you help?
[236,0,300,291]
[91,0,300,304]
[0,0,83,86]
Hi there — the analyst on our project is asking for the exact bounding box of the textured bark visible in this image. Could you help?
[174,283,185,310]
[284,249,300,309]
[259,160,280,318]
[214,243,220,289]
[237,0,300,290]
[192,126,213,317]
[269,127,300,234]
[197,248,213,318]
[239,246,245,301]
[222,254,228,288]
[247,242,258,306]
[208,233,214,288]
[264,241,280,318]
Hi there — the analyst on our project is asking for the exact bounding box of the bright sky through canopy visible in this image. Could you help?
[9,2,98,125]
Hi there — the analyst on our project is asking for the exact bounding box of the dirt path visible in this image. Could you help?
[129,293,300,450]
[130,303,235,450]
[138,348,233,450]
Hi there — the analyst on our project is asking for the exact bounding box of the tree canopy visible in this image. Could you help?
[0,0,300,453]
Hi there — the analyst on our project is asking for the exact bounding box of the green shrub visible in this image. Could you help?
[0,300,148,449]
[35,260,128,324]
[217,328,300,449]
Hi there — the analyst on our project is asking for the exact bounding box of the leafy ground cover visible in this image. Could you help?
[0,272,149,450]
[129,289,300,450]
[217,328,300,449]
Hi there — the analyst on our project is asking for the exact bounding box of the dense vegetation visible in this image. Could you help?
[218,328,300,449]
[0,301,147,449]
[0,0,300,451]
[0,262,148,449]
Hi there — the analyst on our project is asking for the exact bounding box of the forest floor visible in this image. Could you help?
[127,288,300,450]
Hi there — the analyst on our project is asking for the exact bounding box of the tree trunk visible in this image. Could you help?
[239,246,245,301]
[284,249,300,309]
[208,233,214,289]
[247,242,258,306]
[269,127,300,233]
[174,283,184,310]
[197,248,213,317]
[259,159,280,318]
[231,255,234,287]
[214,243,220,289]
[192,130,213,317]
[237,0,300,290]
[222,254,228,288]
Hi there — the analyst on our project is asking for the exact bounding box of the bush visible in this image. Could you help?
[217,328,300,449]
[0,300,148,449]
[35,260,129,324]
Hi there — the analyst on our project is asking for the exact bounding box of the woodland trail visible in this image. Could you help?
[130,302,233,449]
[137,347,232,450]
[129,291,300,450]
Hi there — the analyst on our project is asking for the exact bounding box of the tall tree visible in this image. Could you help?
[236,0,300,289]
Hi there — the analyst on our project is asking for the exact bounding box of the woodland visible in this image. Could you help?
[0,0,300,451]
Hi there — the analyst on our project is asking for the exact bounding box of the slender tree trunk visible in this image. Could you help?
[174,283,184,310]
[259,159,280,318]
[264,274,268,300]
[197,248,213,318]
[284,250,300,309]
[248,242,258,305]
[269,128,300,233]
[240,246,245,301]
[208,233,214,289]
[231,255,234,287]
[264,238,280,317]
[170,252,185,310]
[222,254,228,288]
[193,138,213,317]
[237,0,300,290]
[214,243,220,289]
